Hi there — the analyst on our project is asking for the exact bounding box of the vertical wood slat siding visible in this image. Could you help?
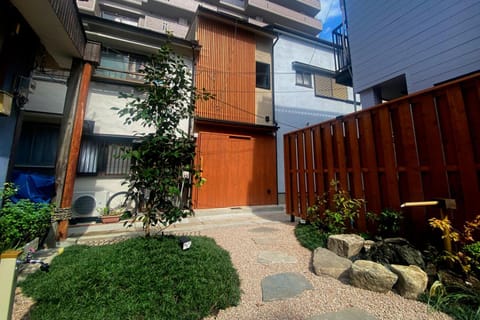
[284,72,480,238]
[195,17,256,123]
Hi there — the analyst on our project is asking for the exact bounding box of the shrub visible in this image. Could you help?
[307,180,365,234]
[366,208,403,238]
[463,242,480,277]
[294,223,329,251]
[429,214,480,276]
[0,183,53,252]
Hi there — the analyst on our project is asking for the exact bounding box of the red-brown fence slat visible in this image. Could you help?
[283,134,293,214]
[447,85,479,222]
[297,131,308,218]
[334,121,348,189]
[377,107,400,209]
[304,128,316,209]
[346,116,366,230]
[358,113,382,214]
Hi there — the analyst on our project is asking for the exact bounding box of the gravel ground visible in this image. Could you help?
[201,221,452,320]
[13,218,452,320]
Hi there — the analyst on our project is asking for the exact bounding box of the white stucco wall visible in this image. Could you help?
[345,0,480,100]
[24,79,67,114]
[274,33,359,195]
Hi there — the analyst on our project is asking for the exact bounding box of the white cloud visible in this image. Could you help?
[316,0,342,24]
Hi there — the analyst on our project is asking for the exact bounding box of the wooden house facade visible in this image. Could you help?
[190,10,278,208]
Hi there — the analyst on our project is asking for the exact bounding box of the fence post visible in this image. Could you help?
[0,250,21,320]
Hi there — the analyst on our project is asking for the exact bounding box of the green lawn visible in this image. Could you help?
[20,236,240,320]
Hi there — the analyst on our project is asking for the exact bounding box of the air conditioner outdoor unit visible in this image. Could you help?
[71,191,109,218]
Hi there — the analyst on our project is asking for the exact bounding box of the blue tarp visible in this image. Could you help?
[11,171,55,203]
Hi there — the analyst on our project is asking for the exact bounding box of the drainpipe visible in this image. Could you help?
[272,33,288,218]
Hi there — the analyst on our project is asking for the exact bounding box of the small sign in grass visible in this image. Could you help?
[20,236,240,320]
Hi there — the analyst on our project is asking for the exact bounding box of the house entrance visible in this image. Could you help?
[194,131,277,209]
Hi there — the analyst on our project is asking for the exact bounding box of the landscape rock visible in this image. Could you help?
[391,264,428,299]
[328,234,365,258]
[313,247,352,281]
[363,240,375,252]
[350,260,398,293]
[363,238,425,269]
[258,251,297,264]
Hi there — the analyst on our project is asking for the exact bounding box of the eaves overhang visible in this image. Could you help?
[191,6,276,39]
[11,0,86,69]
[81,14,200,56]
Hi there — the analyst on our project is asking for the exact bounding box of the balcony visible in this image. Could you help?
[143,0,198,19]
[246,0,322,36]
[268,0,320,17]
[11,0,86,68]
[144,15,190,38]
[332,23,352,87]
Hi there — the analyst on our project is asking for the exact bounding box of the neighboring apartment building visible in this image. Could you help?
[273,28,359,202]
[76,0,329,210]
[334,0,480,108]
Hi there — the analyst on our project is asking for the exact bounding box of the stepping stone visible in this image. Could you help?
[258,251,297,264]
[252,237,275,245]
[261,272,313,301]
[308,307,378,320]
[249,227,278,233]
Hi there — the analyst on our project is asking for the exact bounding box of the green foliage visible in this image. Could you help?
[20,236,241,320]
[115,41,212,236]
[294,223,329,251]
[463,242,480,277]
[307,180,365,234]
[366,208,403,238]
[0,183,53,252]
[429,214,480,276]
[422,280,480,320]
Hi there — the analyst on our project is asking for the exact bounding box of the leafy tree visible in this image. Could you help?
[115,41,211,236]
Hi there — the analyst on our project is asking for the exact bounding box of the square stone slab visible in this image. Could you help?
[261,272,313,301]
[258,251,297,264]
[308,307,378,320]
[249,227,279,233]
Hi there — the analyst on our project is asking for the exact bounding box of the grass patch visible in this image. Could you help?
[421,282,480,320]
[20,236,240,320]
[294,223,328,251]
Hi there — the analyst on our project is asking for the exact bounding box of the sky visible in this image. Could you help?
[316,0,343,41]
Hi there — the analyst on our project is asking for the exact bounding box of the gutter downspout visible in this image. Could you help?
[272,33,282,209]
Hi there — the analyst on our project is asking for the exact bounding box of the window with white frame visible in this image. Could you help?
[296,70,312,88]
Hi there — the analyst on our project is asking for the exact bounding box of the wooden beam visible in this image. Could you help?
[58,62,93,240]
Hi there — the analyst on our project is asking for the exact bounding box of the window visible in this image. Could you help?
[296,70,312,87]
[15,122,59,168]
[77,136,133,176]
[95,48,147,82]
[314,74,348,100]
[102,11,139,27]
[256,62,270,89]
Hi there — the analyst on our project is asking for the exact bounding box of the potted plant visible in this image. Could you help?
[99,207,122,224]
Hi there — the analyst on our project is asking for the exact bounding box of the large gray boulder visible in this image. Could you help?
[328,234,365,258]
[350,260,398,293]
[313,247,352,281]
[391,264,428,299]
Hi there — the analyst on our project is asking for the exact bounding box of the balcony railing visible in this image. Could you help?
[332,23,352,87]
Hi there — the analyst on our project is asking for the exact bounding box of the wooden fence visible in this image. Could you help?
[284,72,480,241]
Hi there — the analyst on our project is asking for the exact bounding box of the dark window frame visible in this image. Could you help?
[256,61,270,90]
